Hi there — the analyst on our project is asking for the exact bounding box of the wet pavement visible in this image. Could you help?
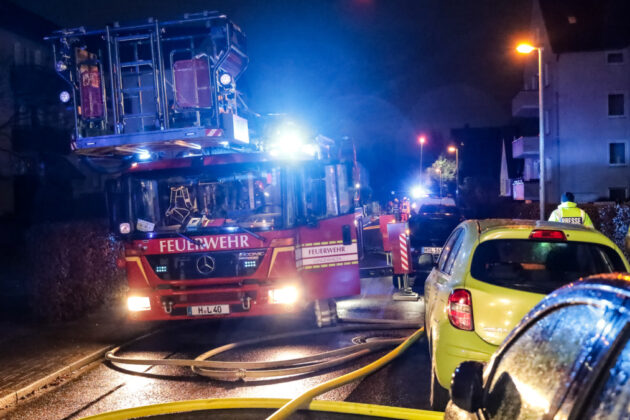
[1,277,431,419]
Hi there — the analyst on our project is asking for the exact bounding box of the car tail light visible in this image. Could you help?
[448,289,473,331]
[529,229,566,241]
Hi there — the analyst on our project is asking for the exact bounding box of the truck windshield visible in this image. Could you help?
[130,165,285,233]
[470,239,627,294]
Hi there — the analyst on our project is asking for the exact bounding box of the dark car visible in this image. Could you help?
[409,205,461,271]
[445,273,630,420]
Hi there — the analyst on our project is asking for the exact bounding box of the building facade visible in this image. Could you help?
[512,0,630,203]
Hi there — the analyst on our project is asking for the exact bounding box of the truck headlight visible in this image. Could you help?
[119,222,131,234]
[268,286,299,305]
[127,296,151,312]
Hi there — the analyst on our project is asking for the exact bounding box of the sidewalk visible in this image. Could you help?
[0,301,157,411]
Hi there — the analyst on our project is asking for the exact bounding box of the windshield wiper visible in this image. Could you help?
[176,231,205,247]
[226,224,266,242]
[179,221,266,244]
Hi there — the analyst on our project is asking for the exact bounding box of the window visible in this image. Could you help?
[608,94,625,116]
[609,142,626,165]
[470,240,626,294]
[484,304,607,419]
[607,52,624,64]
[13,42,23,65]
[609,188,627,202]
[443,231,465,275]
[34,49,42,66]
[544,110,550,135]
[544,63,550,87]
[437,228,462,273]
[131,166,288,232]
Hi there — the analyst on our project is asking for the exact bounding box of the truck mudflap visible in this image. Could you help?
[296,213,361,301]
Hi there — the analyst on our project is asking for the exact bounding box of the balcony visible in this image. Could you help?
[512,90,539,118]
[512,136,539,159]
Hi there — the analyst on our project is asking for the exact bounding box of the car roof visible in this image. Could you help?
[475,218,594,233]
[461,218,620,250]
[576,273,630,296]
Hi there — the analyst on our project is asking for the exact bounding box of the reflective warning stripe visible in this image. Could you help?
[399,233,409,272]
[205,128,223,137]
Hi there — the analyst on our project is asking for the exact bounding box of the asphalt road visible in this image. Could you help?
[3,277,431,420]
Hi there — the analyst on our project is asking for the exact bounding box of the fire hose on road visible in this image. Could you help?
[104,318,425,419]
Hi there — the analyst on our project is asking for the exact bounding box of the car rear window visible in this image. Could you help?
[409,218,459,244]
[470,239,626,294]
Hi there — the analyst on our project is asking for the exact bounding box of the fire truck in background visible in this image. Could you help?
[47,12,361,326]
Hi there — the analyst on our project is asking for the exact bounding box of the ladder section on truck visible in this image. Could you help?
[114,32,161,135]
[47,13,250,157]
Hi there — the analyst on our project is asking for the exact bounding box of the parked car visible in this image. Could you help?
[410,205,461,260]
[422,219,630,410]
[446,273,630,419]
[409,206,462,287]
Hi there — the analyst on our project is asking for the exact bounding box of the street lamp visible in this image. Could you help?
[448,145,459,200]
[418,135,426,174]
[517,42,545,220]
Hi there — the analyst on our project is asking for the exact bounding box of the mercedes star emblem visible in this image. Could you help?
[196,254,216,275]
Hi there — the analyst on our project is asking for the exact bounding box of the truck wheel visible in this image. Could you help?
[314,299,338,328]
[430,366,450,411]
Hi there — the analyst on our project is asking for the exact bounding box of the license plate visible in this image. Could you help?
[187,304,230,316]
[422,247,443,255]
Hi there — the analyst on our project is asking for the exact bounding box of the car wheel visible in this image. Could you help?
[430,366,450,411]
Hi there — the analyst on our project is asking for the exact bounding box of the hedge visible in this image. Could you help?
[489,201,630,259]
[24,220,125,321]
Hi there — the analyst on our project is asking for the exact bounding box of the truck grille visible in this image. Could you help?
[145,249,266,280]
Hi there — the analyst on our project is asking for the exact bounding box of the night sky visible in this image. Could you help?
[19,0,532,197]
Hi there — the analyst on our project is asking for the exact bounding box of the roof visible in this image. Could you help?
[539,0,630,53]
[0,1,57,43]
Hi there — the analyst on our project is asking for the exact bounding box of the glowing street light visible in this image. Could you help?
[516,43,536,54]
[517,42,545,220]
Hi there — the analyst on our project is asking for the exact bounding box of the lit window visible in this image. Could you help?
[609,142,626,165]
[607,52,624,64]
[608,94,625,116]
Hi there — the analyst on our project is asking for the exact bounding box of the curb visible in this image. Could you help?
[0,323,164,412]
[0,344,113,411]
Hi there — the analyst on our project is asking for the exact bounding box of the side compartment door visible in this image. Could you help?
[295,163,360,301]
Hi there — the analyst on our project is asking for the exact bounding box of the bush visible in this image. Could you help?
[24,219,125,321]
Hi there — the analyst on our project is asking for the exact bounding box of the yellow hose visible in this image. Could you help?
[81,397,442,420]
[266,326,425,420]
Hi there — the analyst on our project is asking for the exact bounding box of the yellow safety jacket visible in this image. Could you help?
[548,202,594,228]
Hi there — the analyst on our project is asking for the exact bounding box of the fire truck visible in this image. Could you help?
[47,12,361,325]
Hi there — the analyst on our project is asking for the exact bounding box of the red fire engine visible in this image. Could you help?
[47,12,361,325]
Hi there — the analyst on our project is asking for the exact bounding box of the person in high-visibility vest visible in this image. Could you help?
[401,197,410,222]
[548,192,594,228]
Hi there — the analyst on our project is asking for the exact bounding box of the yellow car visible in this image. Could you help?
[423,219,630,410]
